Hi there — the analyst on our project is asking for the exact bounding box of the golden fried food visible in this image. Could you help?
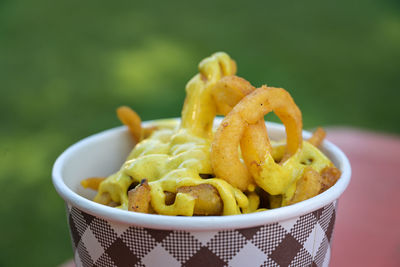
[269,140,339,206]
[286,167,322,205]
[211,75,255,115]
[129,183,223,215]
[240,120,273,163]
[93,52,249,215]
[83,52,341,216]
[308,127,326,147]
[128,179,152,213]
[320,166,341,192]
[212,86,303,192]
[180,52,237,138]
[80,177,106,191]
[117,106,142,142]
[177,184,223,215]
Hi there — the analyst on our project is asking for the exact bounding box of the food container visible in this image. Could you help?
[52,119,351,267]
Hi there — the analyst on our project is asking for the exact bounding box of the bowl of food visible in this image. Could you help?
[52,52,351,267]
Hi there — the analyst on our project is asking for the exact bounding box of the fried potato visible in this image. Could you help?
[286,167,321,205]
[177,184,223,216]
[128,179,153,213]
[320,166,341,193]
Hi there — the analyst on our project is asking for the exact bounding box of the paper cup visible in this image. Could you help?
[52,120,351,267]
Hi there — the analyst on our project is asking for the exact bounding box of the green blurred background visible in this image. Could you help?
[1,0,399,266]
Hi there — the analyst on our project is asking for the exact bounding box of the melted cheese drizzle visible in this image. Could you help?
[93,52,335,215]
[269,141,332,205]
[95,53,250,215]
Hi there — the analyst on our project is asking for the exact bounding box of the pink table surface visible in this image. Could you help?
[327,128,400,267]
[60,128,400,267]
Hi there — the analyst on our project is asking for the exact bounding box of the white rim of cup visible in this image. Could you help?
[52,120,351,231]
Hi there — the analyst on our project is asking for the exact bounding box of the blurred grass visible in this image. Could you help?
[0,0,399,266]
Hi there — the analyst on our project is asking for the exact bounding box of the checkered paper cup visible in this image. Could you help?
[52,120,351,267]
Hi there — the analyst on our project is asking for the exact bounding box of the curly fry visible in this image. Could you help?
[308,127,326,147]
[240,120,273,166]
[211,76,274,184]
[87,52,344,215]
[117,106,142,142]
[180,52,237,138]
[212,86,303,192]
[211,75,255,115]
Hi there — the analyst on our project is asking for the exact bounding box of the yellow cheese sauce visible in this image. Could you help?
[268,141,333,205]
[95,52,250,215]
[95,119,250,215]
[92,52,336,216]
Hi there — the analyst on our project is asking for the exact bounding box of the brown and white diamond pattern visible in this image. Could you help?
[318,203,336,234]
[120,227,157,258]
[251,223,287,255]
[90,217,118,249]
[313,236,331,267]
[207,230,248,262]
[268,204,336,267]
[95,252,115,267]
[227,239,267,267]
[291,213,317,244]
[67,201,337,267]
[260,258,280,267]
[161,231,202,263]
[75,238,94,267]
[290,247,313,267]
